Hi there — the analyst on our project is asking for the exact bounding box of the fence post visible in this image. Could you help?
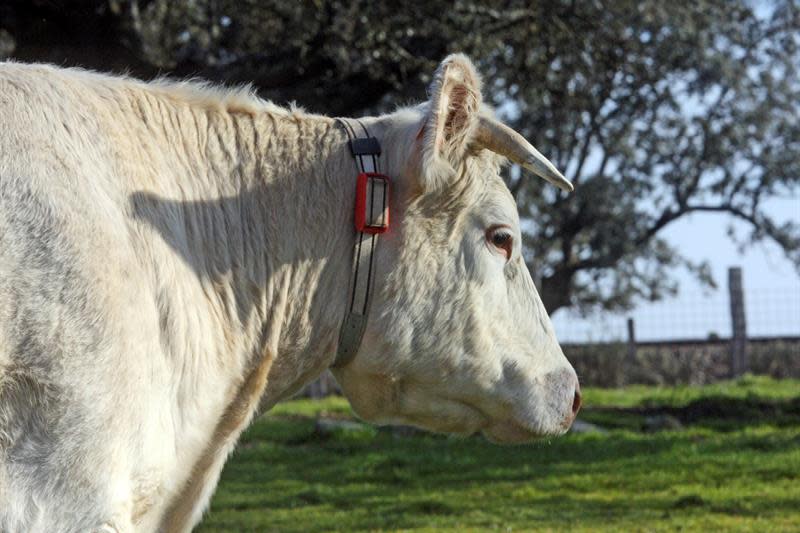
[624,317,637,385]
[728,266,748,377]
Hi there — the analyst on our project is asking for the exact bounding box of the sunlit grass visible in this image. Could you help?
[199,377,800,532]
[581,375,800,408]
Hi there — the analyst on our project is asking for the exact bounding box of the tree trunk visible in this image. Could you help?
[539,269,574,315]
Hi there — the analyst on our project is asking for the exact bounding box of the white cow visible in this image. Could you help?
[0,54,580,532]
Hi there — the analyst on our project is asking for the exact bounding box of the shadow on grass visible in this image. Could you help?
[583,395,800,431]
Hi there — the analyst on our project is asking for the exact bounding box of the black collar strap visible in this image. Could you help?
[332,118,391,368]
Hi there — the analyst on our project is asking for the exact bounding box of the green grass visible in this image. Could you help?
[199,376,800,532]
[582,374,800,408]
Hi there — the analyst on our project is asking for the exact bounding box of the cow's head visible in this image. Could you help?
[332,54,580,443]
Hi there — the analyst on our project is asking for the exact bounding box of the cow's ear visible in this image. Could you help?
[418,54,483,191]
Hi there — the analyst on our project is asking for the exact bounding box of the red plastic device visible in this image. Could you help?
[355,172,390,234]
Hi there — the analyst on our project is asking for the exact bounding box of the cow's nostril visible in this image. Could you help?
[572,387,582,416]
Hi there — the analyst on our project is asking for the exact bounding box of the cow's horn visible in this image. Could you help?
[475,116,574,192]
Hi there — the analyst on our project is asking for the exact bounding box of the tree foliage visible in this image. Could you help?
[2,0,797,313]
[493,1,800,313]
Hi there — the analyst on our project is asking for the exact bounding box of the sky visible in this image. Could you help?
[551,197,800,343]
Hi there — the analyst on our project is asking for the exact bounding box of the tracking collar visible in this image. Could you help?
[332,118,390,368]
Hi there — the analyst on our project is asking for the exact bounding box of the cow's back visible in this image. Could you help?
[0,63,168,531]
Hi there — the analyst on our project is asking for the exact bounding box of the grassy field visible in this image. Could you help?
[198,376,800,532]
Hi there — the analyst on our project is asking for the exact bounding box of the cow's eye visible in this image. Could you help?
[492,232,511,247]
[486,227,513,260]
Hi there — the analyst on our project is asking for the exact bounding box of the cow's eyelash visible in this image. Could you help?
[486,226,513,261]
[491,231,511,247]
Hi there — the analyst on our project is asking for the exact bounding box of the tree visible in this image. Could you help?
[2,0,797,313]
[491,1,800,313]
[0,0,451,115]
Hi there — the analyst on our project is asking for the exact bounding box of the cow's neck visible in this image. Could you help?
[137,104,363,528]
[175,109,358,397]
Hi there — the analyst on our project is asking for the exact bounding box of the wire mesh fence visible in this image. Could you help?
[550,274,800,386]
[747,288,800,337]
[551,286,800,344]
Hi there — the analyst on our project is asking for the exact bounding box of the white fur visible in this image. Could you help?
[0,55,577,532]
